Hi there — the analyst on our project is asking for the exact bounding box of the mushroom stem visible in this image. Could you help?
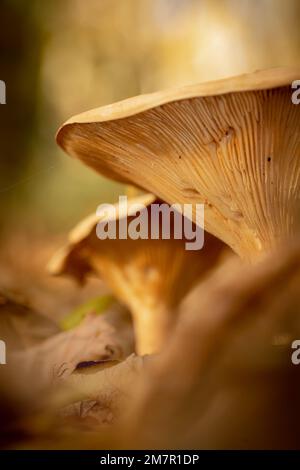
[130,300,174,355]
[88,258,176,356]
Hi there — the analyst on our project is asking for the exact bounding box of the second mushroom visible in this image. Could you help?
[49,194,224,355]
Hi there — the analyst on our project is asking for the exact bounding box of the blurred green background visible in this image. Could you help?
[0,0,299,235]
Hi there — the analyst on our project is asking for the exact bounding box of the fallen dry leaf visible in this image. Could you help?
[11,304,134,389]
[59,354,147,428]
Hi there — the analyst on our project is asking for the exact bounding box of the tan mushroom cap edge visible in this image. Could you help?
[57,67,299,131]
[47,193,156,276]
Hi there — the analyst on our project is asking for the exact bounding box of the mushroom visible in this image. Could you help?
[48,194,224,354]
[57,67,300,262]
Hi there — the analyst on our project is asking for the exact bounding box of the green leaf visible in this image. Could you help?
[60,295,115,331]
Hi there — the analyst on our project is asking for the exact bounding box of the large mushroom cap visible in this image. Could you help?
[57,67,300,261]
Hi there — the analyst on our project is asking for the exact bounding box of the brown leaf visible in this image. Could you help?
[12,305,134,389]
[59,354,146,428]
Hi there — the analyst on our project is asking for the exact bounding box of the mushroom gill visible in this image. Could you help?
[57,67,300,262]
